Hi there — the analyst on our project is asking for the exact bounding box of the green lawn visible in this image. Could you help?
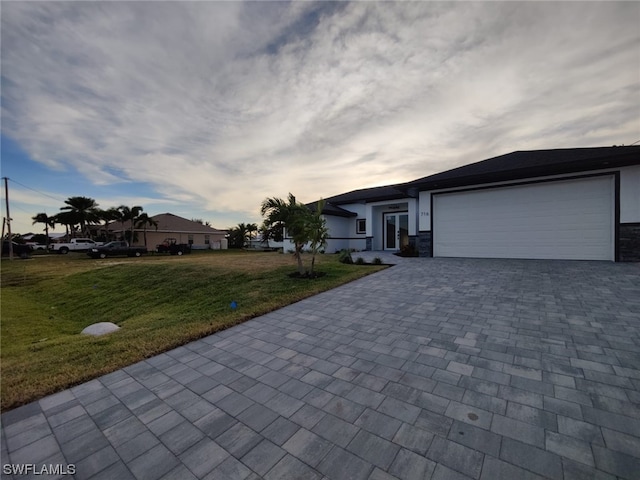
[0,251,385,411]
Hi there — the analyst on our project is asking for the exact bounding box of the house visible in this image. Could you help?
[293,146,640,261]
[110,213,228,250]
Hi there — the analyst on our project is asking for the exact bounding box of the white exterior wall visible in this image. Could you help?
[368,198,417,250]
[418,166,640,224]
[419,191,432,231]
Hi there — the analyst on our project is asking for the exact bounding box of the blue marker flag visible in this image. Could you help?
[230,301,237,310]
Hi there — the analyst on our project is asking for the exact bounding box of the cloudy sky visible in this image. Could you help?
[2,1,639,235]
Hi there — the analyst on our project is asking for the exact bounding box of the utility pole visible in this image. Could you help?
[3,177,13,260]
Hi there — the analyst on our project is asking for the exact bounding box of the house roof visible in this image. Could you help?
[322,184,409,204]
[401,146,640,192]
[307,201,357,218]
[110,213,227,234]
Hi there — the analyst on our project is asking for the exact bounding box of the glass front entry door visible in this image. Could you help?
[384,213,409,250]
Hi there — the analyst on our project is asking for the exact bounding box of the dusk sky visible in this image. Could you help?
[2,1,639,235]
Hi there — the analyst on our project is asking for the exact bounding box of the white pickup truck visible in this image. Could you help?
[50,238,102,254]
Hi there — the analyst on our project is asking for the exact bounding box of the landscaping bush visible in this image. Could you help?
[355,257,365,265]
[338,249,353,264]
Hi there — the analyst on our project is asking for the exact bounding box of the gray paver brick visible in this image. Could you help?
[388,447,436,480]
[354,408,402,440]
[159,420,205,455]
[73,445,120,480]
[241,439,286,477]
[347,429,400,470]
[491,414,545,448]
[282,427,333,467]
[601,427,640,457]
[312,414,360,448]
[427,435,484,479]
[557,415,604,445]
[376,397,421,424]
[445,401,492,430]
[264,454,323,480]
[480,456,547,480]
[261,417,300,446]
[432,463,475,480]
[500,438,563,480]
[128,443,180,480]
[215,422,262,458]
[392,422,434,455]
[592,444,640,479]
[448,420,501,457]
[114,430,159,463]
[317,446,374,480]
[545,430,594,467]
[179,437,228,478]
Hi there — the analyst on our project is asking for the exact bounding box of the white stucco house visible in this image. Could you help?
[287,146,640,262]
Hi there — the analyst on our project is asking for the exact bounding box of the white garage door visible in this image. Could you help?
[433,176,614,260]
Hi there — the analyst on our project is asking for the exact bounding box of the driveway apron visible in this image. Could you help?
[2,258,639,480]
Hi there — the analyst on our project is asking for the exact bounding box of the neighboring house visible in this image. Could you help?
[111,213,228,250]
[292,146,640,262]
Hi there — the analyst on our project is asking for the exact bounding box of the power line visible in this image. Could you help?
[629,139,640,146]
[5,177,66,204]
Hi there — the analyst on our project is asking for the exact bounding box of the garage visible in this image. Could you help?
[432,175,615,260]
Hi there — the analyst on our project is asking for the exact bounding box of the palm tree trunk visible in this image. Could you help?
[295,244,305,274]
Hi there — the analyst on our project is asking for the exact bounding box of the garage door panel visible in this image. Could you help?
[433,176,613,260]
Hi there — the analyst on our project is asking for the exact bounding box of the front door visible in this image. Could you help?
[384,213,409,250]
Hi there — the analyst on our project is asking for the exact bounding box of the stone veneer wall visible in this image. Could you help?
[365,237,373,251]
[619,223,640,262]
[418,232,432,257]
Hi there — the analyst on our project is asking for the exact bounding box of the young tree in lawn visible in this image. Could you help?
[31,213,56,250]
[135,213,158,248]
[261,193,311,275]
[307,199,329,275]
[60,196,100,238]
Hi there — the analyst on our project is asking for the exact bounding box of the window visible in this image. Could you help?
[356,219,366,234]
[188,235,194,245]
[204,235,210,245]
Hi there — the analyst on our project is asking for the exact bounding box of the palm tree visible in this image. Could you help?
[117,205,144,244]
[31,213,56,249]
[261,193,311,274]
[53,211,81,240]
[60,196,100,238]
[307,199,329,274]
[97,207,120,242]
[135,213,158,248]
[246,223,258,248]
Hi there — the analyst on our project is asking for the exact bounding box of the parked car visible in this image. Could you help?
[50,238,101,254]
[2,241,33,257]
[26,243,48,251]
[87,241,147,259]
[156,238,191,255]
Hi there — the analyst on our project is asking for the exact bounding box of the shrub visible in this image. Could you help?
[338,249,353,264]
[355,257,365,265]
[373,257,382,265]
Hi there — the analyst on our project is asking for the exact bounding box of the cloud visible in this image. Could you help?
[2,1,639,225]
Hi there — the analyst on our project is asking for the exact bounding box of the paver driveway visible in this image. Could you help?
[2,258,639,480]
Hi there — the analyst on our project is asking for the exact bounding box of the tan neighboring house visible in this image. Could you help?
[111,213,228,250]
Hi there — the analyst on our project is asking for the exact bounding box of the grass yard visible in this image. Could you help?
[0,250,386,411]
